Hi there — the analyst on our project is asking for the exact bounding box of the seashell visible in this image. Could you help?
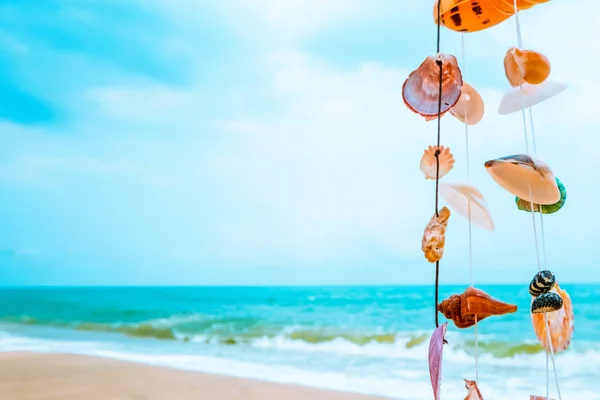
[529,270,556,297]
[504,47,551,87]
[438,286,517,329]
[464,379,484,400]
[449,82,485,125]
[531,283,574,353]
[530,396,555,400]
[516,177,566,214]
[420,145,455,180]
[428,323,447,400]
[484,154,560,205]
[498,80,567,115]
[402,53,463,120]
[421,206,451,263]
[531,292,563,314]
[439,183,494,232]
[434,0,509,33]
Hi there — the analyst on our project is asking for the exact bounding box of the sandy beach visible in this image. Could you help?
[0,352,390,400]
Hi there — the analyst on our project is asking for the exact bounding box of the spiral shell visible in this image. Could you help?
[531,292,563,314]
[420,145,455,180]
[402,53,463,120]
[504,47,551,87]
[529,270,555,297]
[516,177,566,214]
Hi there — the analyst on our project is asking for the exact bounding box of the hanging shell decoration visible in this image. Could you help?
[504,47,551,87]
[464,379,484,400]
[531,396,555,400]
[531,283,574,353]
[421,206,451,263]
[439,183,495,232]
[438,286,518,329]
[402,53,463,120]
[449,82,485,125]
[428,323,447,400]
[484,154,560,205]
[420,145,455,180]
[498,80,567,115]
[516,177,566,214]
[531,292,563,313]
[529,270,556,297]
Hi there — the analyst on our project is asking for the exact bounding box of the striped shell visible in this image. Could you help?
[516,178,566,214]
[529,270,555,297]
[531,292,563,314]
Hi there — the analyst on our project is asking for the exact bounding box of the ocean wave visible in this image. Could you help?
[0,314,590,361]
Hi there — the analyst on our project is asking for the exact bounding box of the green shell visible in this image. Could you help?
[515,178,566,214]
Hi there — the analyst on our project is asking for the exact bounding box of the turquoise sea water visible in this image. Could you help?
[0,285,597,399]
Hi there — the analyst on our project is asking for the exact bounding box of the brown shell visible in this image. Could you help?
[438,287,518,329]
[421,206,451,263]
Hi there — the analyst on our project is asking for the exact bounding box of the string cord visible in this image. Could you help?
[461,32,479,384]
[512,2,561,399]
[434,0,442,330]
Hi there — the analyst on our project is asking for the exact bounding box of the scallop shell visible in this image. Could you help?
[402,53,463,120]
[504,47,551,87]
[420,146,455,180]
[439,183,495,232]
[531,292,563,314]
[516,177,566,214]
[531,283,574,353]
[529,270,555,297]
[498,80,567,115]
[449,82,484,125]
[484,154,560,205]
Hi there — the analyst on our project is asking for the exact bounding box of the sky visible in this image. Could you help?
[0,0,597,286]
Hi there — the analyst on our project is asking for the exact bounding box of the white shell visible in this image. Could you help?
[439,183,495,232]
[484,154,560,205]
[498,80,567,115]
[419,145,455,180]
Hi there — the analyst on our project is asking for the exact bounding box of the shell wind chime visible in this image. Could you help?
[401,0,572,398]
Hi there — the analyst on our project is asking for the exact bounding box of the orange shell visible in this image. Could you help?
[420,145,455,180]
[504,47,551,87]
[438,286,517,329]
[531,282,574,353]
[464,379,484,399]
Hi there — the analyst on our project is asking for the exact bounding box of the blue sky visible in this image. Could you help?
[0,0,596,286]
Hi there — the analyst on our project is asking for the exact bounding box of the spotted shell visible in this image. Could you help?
[531,292,563,314]
[516,178,566,214]
[529,270,555,297]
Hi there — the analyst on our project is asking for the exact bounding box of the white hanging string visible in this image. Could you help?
[512,2,561,399]
[461,32,479,385]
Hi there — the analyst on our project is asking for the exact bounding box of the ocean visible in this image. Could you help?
[0,285,596,399]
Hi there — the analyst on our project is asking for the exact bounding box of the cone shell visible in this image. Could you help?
[439,183,495,232]
[529,270,555,297]
[402,53,463,120]
[504,47,551,87]
[498,80,567,115]
[531,283,574,353]
[484,154,560,205]
[449,82,484,125]
[420,146,455,180]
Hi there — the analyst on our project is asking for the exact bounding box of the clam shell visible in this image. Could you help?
[484,154,560,205]
[428,323,447,400]
[420,145,455,180]
[439,183,495,232]
[449,82,484,125]
[516,177,566,214]
[504,47,551,87]
[531,292,563,314]
[529,270,556,297]
[402,53,463,119]
[498,80,567,115]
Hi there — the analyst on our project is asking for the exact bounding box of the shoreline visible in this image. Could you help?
[0,352,393,399]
